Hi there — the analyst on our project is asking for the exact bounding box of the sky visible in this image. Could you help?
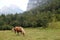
[0,0,29,11]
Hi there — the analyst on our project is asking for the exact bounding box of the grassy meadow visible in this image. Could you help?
[0,21,60,40]
[0,27,60,40]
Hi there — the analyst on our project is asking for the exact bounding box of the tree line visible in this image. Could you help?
[0,0,60,30]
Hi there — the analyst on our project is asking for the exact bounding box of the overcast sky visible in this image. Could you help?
[0,0,29,11]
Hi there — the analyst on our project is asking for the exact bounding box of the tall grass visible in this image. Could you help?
[48,21,60,29]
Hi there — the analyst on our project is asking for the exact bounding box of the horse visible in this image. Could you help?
[12,26,25,36]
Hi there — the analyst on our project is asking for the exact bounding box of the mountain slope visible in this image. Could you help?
[0,5,23,15]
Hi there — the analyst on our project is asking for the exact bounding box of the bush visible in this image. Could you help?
[0,25,13,30]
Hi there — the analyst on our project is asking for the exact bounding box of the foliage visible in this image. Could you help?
[0,0,60,30]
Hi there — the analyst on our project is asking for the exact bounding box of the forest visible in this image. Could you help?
[0,0,60,30]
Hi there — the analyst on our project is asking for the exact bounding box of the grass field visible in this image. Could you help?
[0,28,60,40]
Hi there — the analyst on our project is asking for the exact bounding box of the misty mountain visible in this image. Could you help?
[0,5,23,15]
[27,0,50,10]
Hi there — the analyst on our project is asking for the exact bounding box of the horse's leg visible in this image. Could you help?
[17,31,19,35]
[14,30,16,34]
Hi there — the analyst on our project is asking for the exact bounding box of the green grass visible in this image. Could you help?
[0,28,60,40]
[48,21,60,29]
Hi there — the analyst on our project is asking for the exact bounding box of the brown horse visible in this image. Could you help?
[12,26,25,36]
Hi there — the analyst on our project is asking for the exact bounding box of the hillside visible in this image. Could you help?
[0,0,60,30]
[27,0,50,10]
